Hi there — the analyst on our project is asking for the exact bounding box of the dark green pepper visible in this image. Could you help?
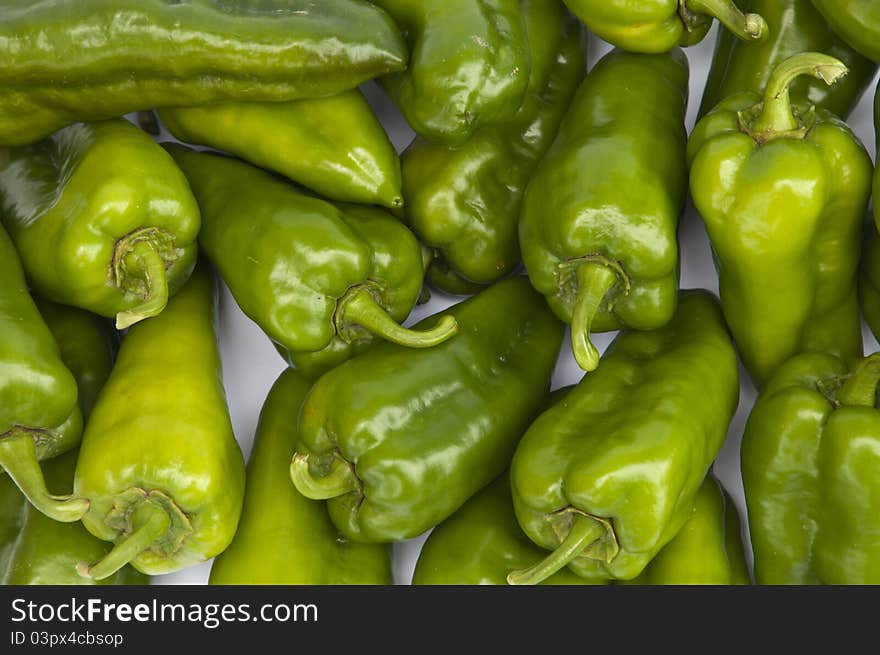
[561,0,767,54]
[0,0,407,147]
[507,290,739,584]
[167,146,457,381]
[688,53,873,386]
[372,0,530,145]
[519,48,689,372]
[810,0,880,62]
[158,90,403,209]
[861,84,880,339]
[291,276,564,543]
[74,264,245,580]
[0,119,200,330]
[699,0,877,118]
[741,352,880,583]
[401,0,586,292]
[210,369,391,585]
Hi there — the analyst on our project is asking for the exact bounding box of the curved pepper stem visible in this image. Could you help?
[290,452,359,500]
[77,503,171,581]
[337,286,459,348]
[115,241,170,330]
[0,432,88,522]
[837,354,880,407]
[685,0,767,41]
[570,262,620,372]
[507,515,605,585]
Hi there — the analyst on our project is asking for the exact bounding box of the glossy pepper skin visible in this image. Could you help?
[158,90,403,209]
[862,85,880,339]
[519,48,689,372]
[210,370,391,585]
[0,119,200,330]
[372,0,530,145]
[699,0,877,119]
[0,0,407,147]
[810,1,880,62]
[291,276,564,543]
[400,0,586,292]
[167,146,456,382]
[741,352,880,584]
[0,223,85,524]
[508,290,739,584]
[688,54,873,387]
[74,264,246,580]
[562,0,767,54]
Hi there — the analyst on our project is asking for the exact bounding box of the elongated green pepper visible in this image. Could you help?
[810,0,880,62]
[519,48,689,372]
[74,264,245,580]
[168,146,456,381]
[372,0,530,145]
[861,85,880,339]
[210,369,391,585]
[291,276,564,543]
[508,290,739,584]
[742,352,880,583]
[401,0,586,292]
[699,0,877,119]
[688,54,873,386]
[0,0,407,147]
[158,90,402,209]
[0,119,200,330]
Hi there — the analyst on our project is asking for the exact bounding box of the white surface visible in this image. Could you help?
[152,27,880,585]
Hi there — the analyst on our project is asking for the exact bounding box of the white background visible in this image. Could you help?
[152,26,880,585]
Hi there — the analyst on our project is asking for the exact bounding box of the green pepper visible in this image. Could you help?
[73,264,246,580]
[371,0,530,145]
[290,276,564,543]
[0,222,85,523]
[209,369,391,585]
[699,0,877,119]
[507,290,739,584]
[400,0,585,293]
[810,0,880,62]
[688,53,873,387]
[0,119,200,330]
[0,0,407,147]
[861,84,880,339]
[561,0,767,54]
[167,146,457,381]
[741,352,880,584]
[158,90,403,209]
[519,48,689,372]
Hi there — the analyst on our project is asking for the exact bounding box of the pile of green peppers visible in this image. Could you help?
[0,0,879,588]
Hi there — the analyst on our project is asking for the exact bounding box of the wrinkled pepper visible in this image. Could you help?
[0,119,200,330]
[508,290,739,583]
[688,53,873,386]
[810,0,880,62]
[74,264,246,580]
[210,369,391,585]
[862,85,880,339]
[158,90,403,209]
[0,0,407,147]
[699,0,877,119]
[561,0,767,54]
[519,48,689,372]
[0,223,84,523]
[291,276,564,543]
[371,0,530,145]
[167,146,456,381]
[741,352,880,583]
[401,0,586,292]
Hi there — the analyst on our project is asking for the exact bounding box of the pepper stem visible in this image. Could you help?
[0,432,88,522]
[507,515,605,585]
[290,452,359,500]
[571,262,619,372]
[751,53,848,135]
[837,354,880,407]
[115,241,170,330]
[77,504,171,581]
[685,0,767,41]
[337,286,458,347]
